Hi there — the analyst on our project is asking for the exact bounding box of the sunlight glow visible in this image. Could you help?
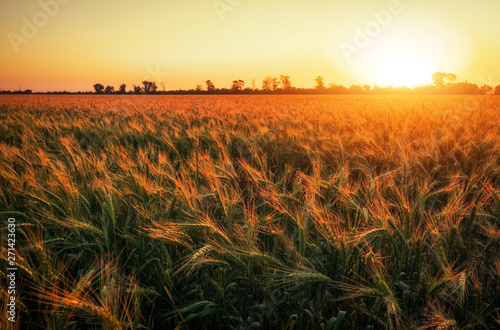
[374,52,432,87]
[329,16,475,89]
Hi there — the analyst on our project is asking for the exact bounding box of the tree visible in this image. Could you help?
[447,81,479,94]
[431,72,445,86]
[479,84,493,95]
[495,84,500,95]
[231,80,245,91]
[142,81,157,93]
[349,85,363,94]
[206,80,215,92]
[195,84,203,92]
[315,76,325,90]
[93,83,104,93]
[262,76,273,91]
[446,73,457,84]
[133,85,142,94]
[432,72,457,87]
[280,75,292,91]
[104,85,114,93]
[328,83,348,94]
[271,77,279,91]
[119,84,127,93]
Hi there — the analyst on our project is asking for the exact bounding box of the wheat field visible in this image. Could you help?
[1,94,500,329]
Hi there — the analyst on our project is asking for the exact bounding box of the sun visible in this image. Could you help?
[373,52,433,87]
[329,18,472,89]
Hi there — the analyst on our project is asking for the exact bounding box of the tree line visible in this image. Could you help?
[90,73,500,95]
[1,72,500,95]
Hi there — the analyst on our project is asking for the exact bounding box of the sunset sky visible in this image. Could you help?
[1,0,499,92]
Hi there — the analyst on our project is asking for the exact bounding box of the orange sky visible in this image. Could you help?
[1,0,499,92]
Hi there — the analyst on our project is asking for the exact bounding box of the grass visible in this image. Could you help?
[1,94,499,329]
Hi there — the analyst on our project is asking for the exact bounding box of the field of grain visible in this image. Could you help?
[1,94,499,329]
